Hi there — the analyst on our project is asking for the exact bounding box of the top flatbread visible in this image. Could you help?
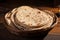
[15,6,53,28]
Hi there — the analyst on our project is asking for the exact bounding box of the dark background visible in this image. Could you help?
[0,0,60,7]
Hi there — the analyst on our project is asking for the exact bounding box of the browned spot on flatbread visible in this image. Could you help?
[26,15,29,17]
[37,12,41,14]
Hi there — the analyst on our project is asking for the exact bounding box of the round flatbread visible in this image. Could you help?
[15,6,53,28]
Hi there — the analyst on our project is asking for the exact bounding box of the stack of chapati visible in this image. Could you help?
[5,6,55,31]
